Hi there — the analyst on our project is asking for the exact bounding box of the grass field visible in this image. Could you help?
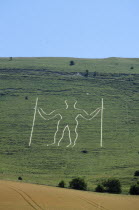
[0,57,139,194]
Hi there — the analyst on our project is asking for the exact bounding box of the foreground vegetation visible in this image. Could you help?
[0,57,139,194]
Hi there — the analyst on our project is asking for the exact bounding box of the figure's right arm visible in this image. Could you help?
[38,108,60,120]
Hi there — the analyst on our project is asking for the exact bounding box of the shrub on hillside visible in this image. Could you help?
[129,183,139,195]
[93,71,97,77]
[134,170,139,176]
[9,57,12,61]
[58,180,65,188]
[69,177,87,191]
[95,179,122,194]
[95,184,105,193]
[81,150,88,154]
[103,179,122,194]
[69,60,75,66]
[84,70,89,77]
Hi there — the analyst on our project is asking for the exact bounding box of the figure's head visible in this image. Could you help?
[65,100,77,109]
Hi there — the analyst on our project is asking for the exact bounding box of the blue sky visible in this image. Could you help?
[0,0,139,58]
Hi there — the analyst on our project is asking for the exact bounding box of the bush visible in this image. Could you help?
[103,179,122,194]
[95,179,122,194]
[81,150,88,154]
[69,60,75,66]
[93,71,97,77]
[84,70,89,77]
[9,57,12,61]
[134,170,139,176]
[129,183,139,195]
[95,184,105,193]
[58,180,65,188]
[69,177,87,191]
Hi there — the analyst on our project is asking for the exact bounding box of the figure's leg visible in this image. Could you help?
[58,125,68,146]
[47,120,61,146]
[65,122,78,147]
[66,125,72,147]
[72,121,79,147]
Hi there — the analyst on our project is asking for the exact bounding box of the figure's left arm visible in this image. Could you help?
[79,107,101,120]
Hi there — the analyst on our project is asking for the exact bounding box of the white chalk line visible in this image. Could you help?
[38,100,102,147]
[29,97,38,147]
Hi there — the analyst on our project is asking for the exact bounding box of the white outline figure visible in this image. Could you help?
[38,100,102,147]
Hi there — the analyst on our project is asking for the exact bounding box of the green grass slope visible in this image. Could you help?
[0,57,139,193]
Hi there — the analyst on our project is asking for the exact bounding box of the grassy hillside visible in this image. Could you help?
[0,57,139,194]
[1,56,139,73]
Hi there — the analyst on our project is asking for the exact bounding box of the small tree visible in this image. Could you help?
[9,57,12,61]
[58,180,65,188]
[95,179,122,194]
[93,71,97,77]
[84,70,89,77]
[103,179,122,194]
[95,184,105,193]
[134,170,139,176]
[69,60,75,66]
[69,177,87,191]
[81,150,88,154]
[129,183,139,195]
